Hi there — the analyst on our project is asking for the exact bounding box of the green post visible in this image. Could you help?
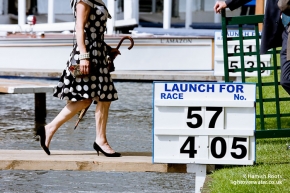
[221,9,290,138]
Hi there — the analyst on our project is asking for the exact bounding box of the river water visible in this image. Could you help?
[0,79,195,193]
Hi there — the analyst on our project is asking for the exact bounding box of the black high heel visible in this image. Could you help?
[93,142,121,157]
[35,126,50,155]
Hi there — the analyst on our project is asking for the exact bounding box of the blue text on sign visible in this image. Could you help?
[161,93,184,99]
[163,83,244,93]
[164,83,215,92]
[219,84,244,93]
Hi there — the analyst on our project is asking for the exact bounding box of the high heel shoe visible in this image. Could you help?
[35,126,50,155]
[93,142,121,157]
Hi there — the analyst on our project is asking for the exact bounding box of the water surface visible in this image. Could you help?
[0,79,195,193]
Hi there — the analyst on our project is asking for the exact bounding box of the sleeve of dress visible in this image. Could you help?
[78,0,94,8]
[225,0,252,11]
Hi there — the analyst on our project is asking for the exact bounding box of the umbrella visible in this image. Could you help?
[74,36,135,130]
[116,36,134,50]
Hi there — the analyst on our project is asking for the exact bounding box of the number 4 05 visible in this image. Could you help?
[180,137,248,159]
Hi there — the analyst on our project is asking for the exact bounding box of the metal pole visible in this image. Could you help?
[152,0,156,13]
[171,0,178,17]
[3,0,8,15]
[0,0,3,15]
[133,0,139,24]
[185,0,192,29]
[48,0,55,23]
[200,0,204,11]
[107,0,116,35]
[163,0,172,29]
[18,0,26,25]
[124,0,132,20]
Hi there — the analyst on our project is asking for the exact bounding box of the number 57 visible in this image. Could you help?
[187,107,223,129]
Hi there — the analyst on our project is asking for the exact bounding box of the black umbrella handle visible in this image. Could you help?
[116,36,134,50]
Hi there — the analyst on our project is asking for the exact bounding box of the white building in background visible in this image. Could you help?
[0,0,221,15]
[0,0,242,34]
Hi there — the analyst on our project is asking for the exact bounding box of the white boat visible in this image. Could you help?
[0,31,218,81]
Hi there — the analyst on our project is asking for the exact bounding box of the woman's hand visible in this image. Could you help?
[110,48,121,61]
[214,1,227,14]
[80,59,90,75]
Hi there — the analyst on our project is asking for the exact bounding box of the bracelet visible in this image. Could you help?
[79,52,90,60]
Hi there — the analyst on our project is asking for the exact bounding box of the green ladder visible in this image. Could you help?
[221,9,290,138]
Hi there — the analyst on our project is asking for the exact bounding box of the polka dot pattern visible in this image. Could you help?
[53,0,118,103]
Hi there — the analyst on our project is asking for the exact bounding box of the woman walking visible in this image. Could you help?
[36,0,121,157]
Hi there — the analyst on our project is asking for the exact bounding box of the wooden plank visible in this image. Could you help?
[0,78,53,86]
[255,0,265,15]
[0,78,54,94]
[35,93,46,122]
[255,0,264,30]
[0,150,187,173]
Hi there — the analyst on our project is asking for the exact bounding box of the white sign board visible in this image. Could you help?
[214,31,271,77]
[153,82,256,165]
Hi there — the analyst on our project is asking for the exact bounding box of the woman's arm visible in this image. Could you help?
[214,0,252,13]
[75,2,91,75]
[226,0,252,11]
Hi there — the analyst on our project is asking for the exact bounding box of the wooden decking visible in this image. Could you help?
[0,150,186,173]
[0,69,224,82]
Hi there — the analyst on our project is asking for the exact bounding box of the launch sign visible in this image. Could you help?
[153,82,256,165]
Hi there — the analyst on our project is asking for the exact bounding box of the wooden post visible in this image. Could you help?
[255,0,265,30]
[255,0,265,15]
[187,164,207,193]
[35,93,46,122]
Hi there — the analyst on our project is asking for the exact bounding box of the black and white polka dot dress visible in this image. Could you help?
[53,0,118,102]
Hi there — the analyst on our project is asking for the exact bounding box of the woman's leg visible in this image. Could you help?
[94,101,115,153]
[45,99,92,148]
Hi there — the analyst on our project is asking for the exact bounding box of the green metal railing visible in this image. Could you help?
[221,9,290,138]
